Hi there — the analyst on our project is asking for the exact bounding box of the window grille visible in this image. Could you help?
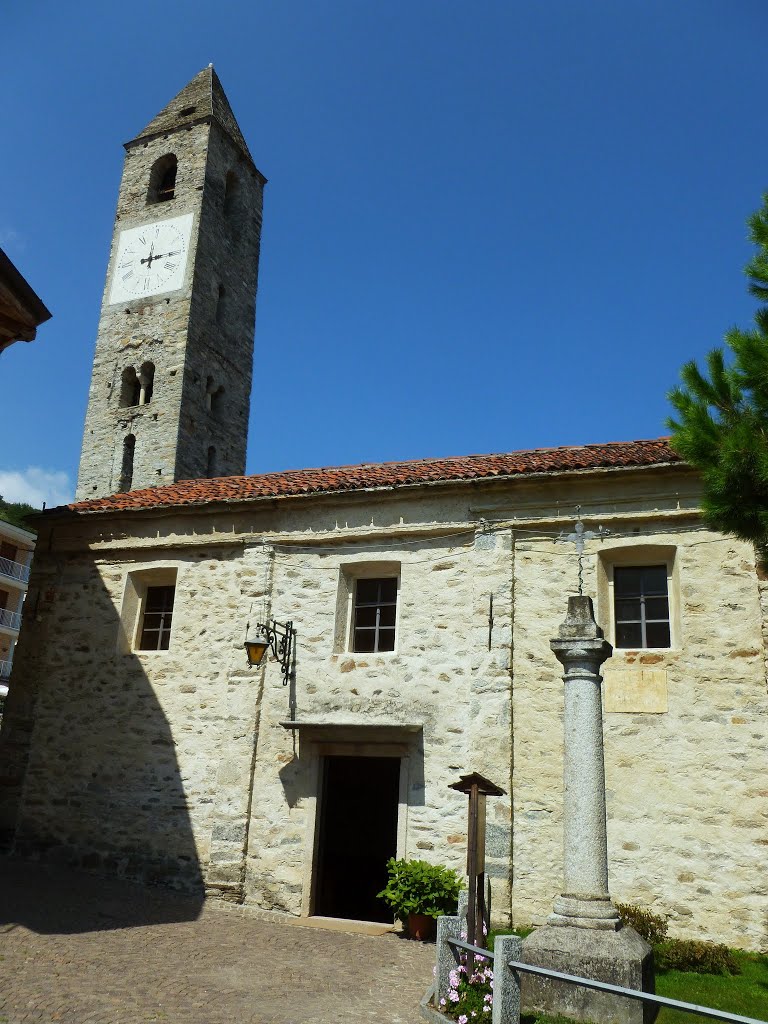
[352,578,397,653]
[139,585,175,651]
[614,565,670,648]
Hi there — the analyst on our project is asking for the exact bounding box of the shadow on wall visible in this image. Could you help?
[0,543,204,932]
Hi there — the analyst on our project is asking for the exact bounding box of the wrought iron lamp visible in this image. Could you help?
[244,619,296,686]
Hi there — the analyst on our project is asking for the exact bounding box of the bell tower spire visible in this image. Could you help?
[75,68,266,500]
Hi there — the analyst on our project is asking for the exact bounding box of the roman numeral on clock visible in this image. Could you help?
[164,261,177,270]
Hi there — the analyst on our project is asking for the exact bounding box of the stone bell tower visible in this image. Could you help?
[75,66,266,500]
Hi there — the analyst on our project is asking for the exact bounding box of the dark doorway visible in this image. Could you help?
[314,755,400,923]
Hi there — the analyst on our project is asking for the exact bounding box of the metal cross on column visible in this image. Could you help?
[558,506,609,595]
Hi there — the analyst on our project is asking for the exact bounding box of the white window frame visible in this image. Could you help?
[598,545,679,651]
[334,561,401,655]
[118,566,179,655]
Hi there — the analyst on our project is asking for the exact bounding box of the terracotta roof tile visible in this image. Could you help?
[62,438,679,517]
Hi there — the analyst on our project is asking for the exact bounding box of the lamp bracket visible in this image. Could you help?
[255,619,296,686]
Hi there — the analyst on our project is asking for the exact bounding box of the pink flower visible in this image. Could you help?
[439,998,446,1007]
[449,989,459,1002]
[458,1016,468,1024]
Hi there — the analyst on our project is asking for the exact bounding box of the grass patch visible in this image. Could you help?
[654,950,768,1022]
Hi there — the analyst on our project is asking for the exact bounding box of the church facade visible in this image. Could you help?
[0,70,765,952]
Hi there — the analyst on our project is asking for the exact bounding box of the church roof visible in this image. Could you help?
[60,438,680,517]
[128,66,253,162]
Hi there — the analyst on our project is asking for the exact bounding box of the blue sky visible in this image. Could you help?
[2,1,767,506]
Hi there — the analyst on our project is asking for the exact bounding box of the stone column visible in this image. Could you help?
[521,596,654,1024]
[549,595,619,930]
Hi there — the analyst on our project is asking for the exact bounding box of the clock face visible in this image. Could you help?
[108,213,193,305]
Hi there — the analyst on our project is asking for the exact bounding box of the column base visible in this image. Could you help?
[549,893,621,931]
[521,924,656,1024]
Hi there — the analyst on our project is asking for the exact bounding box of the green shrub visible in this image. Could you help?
[655,939,741,976]
[616,903,669,944]
[377,857,463,922]
[616,903,741,976]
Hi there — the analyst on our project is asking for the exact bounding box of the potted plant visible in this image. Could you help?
[377,857,464,940]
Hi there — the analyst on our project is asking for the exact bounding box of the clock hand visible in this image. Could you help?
[141,241,159,268]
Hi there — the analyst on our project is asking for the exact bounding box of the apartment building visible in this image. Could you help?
[0,521,35,693]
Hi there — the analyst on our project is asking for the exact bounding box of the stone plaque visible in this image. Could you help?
[603,669,668,714]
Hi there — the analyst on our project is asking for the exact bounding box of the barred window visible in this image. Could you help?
[614,566,670,649]
[139,585,175,651]
[352,578,397,653]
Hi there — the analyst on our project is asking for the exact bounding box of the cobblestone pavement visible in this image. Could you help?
[0,859,434,1024]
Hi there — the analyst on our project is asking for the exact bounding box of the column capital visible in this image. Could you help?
[550,596,612,669]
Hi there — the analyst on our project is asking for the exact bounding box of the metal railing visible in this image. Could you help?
[0,659,10,679]
[0,556,30,584]
[0,608,22,631]
[435,931,767,1024]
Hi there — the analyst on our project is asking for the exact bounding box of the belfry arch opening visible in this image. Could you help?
[139,362,155,405]
[120,367,141,407]
[120,365,154,407]
[206,446,217,478]
[148,154,177,204]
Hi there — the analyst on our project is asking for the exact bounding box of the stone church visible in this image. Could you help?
[1,68,765,952]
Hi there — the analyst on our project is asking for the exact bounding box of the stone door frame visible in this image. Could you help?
[297,732,417,920]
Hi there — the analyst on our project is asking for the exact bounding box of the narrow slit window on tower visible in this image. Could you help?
[224,171,238,215]
[120,367,141,407]
[119,434,136,493]
[139,362,155,405]
[206,377,224,416]
[206,446,217,478]
[148,154,177,204]
[215,284,226,326]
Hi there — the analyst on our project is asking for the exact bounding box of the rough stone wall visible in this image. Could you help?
[75,116,264,500]
[178,120,265,483]
[510,526,768,951]
[1,541,248,889]
[2,466,766,949]
[220,528,515,917]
